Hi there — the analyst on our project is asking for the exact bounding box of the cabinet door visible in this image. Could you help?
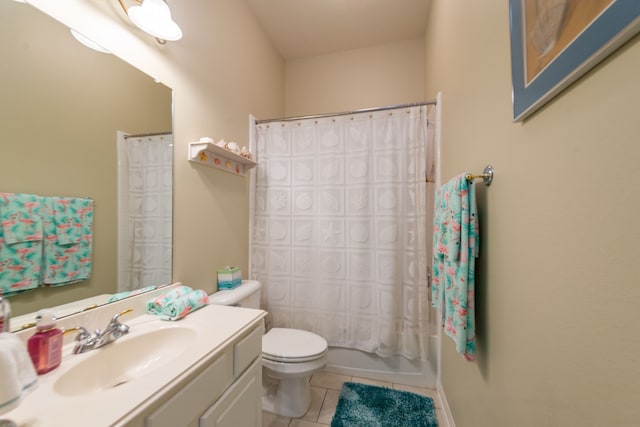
[200,358,261,427]
[146,350,234,427]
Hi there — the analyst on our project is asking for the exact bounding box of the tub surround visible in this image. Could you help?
[325,343,438,389]
[5,283,267,426]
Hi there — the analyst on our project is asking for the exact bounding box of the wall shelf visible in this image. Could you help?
[188,142,257,176]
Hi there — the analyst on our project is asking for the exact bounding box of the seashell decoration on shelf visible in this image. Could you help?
[206,137,253,161]
[188,137,256,176]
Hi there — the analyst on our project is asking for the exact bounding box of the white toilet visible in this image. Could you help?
[208,280,328,418]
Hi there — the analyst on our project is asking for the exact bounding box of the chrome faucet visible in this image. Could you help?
[0,295,10,333]
[71,309,132,354]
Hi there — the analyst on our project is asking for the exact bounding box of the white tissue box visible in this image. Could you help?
[217,267,241,289]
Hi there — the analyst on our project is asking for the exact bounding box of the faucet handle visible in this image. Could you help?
[111,308,133,323]
[64,326,91,340]
[65,326,93,354]
[108,308,132,340]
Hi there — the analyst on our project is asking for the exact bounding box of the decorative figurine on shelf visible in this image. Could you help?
[226,142,240,154]
[195,136,253,163]
[240,146,253,160]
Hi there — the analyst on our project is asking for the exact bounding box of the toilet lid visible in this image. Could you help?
[262,328,327,362]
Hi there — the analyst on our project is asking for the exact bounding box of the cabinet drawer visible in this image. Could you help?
[200,358,261,427]
[146,349,234,427]
[233,324,262,378]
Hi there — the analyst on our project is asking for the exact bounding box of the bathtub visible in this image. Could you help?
[323,335,439,388]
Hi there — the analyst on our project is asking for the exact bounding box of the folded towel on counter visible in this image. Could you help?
[0,332,37,414]
[145,285,193,315]
[145,286,209,320]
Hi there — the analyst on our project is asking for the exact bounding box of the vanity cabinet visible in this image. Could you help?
[6,289,266,427]
[200,358,261,427]
[142,321,263,427]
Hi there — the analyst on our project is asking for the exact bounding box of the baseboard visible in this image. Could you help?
[437,383,455,427]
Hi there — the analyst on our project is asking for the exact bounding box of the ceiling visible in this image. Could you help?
[246,0,431,60]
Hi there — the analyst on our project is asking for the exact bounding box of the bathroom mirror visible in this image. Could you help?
[1,0,173,324]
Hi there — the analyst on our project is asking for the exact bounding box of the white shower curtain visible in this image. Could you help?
[117,132,173,292]
[250,106,435,360]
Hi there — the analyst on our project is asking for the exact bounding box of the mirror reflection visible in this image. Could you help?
[0,0,173,324]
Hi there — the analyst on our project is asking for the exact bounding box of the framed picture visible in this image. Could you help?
[509,0,640,122]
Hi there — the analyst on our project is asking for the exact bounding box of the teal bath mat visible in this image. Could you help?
[331,382,438,427]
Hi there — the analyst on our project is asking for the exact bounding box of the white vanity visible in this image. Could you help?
[4,285,266,427]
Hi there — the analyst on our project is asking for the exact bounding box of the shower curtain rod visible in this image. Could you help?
[123,131,172,139]
[255,100,437,124]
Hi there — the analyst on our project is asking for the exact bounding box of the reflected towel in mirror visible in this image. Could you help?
[0,193,43,296]
[42,196,94,286]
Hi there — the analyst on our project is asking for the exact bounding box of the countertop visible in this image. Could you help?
[3,300,265,427]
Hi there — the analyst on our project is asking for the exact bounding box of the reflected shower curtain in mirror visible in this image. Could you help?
[117,132,173,292]
[250,106,435,360]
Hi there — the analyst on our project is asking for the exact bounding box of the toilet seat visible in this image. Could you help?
[262,328,327,363]
[262,349,328,363]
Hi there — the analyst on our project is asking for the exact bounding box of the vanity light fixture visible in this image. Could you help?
[70,29,112,54]
[119,0,182,42]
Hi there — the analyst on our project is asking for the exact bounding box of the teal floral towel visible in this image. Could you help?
[108,285,158,303]
[145,286,209,321]
[145,285,193,314]
[0,193,43,296]
[52,196,91,244]
[432,174,479,361]
[42,197,94,286]
[0,193,43,244]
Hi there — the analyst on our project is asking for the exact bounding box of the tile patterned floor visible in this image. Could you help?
[262,371,447,427]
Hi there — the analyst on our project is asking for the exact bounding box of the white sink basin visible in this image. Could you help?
[54,326,198,396]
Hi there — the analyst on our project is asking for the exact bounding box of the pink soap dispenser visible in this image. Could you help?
[27,309,63,375]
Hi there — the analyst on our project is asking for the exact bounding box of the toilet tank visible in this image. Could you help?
[208,280,261,308]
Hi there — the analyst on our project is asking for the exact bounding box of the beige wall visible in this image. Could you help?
[285,38,425,116]
[25,0,285,300]
[2,1,172,316]
[425,2,640,426]
[16,1,639,424]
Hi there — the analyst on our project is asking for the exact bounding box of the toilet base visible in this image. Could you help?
[262,374,312,418]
